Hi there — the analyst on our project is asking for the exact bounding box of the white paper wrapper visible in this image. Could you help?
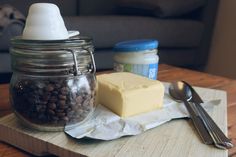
[65,85,221,140]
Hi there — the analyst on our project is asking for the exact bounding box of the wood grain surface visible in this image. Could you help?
[0,64,235,157]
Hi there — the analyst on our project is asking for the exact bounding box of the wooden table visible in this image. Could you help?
[0,64,235,157]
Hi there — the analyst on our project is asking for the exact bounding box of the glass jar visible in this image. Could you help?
[9,36,97,131]
[113,39,159,80]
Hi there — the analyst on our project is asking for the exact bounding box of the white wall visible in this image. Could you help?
[206,0,236,79]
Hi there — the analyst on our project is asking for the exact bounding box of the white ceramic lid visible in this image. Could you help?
[22,3,69,40]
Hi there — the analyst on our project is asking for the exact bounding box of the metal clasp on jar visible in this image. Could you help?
[62,48,96,76]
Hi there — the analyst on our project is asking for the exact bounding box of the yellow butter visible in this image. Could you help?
[97,72,164,117]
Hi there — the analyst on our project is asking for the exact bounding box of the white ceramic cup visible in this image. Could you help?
[22,3,69,40]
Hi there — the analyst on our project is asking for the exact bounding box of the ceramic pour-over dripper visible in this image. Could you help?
[22,3,69,40]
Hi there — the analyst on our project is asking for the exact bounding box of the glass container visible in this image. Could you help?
[113,39,159,80]
[9,36,97,131]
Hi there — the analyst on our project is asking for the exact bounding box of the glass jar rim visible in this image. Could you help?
[11,36,92,47]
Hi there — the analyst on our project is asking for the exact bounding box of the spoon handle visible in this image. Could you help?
[194,102,234,149]
[182,100,213,144]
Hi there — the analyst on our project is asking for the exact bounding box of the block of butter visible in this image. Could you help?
[97,72,164,117]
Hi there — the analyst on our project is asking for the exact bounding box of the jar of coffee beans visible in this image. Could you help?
[9,36,97,131]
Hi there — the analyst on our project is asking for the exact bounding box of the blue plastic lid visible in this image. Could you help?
[114,39,158,52]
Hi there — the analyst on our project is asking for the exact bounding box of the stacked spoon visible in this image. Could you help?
[169,81,233,149]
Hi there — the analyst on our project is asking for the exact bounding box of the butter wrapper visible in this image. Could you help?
[65,84,220,140]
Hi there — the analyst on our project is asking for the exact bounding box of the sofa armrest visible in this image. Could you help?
[0,21,24,51]
[196,0,219,67]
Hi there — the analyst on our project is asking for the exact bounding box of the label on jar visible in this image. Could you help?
[114,62,158,80]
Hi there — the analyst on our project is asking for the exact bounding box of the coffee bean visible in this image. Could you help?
[40,101,47,105]
[76,96,83,104]
[36,82,45,89]
[49,96,57,103]
[66,107,72,112]
[70,100,76,106]
[83,99,90,106]
[60,87,69,95]
[56,112,66,117]
[58,100,66,105]
[56,109,64,113]
[77,109,84,114]
[52,116,59,121]
[52,90,59,96]
[36,105,45,112]
[67,110,75,117]
[37,89,44,96]
[59,104,68,109]
[71,93,76,99]
[48,109,55,115]
[48,103,56,109]
[62,117,69,122]
[46,84,54,92]
[58,94,66,100]
[42,94,50,101]
[54,83,61,89]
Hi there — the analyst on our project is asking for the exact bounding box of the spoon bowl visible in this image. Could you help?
[168,81,192,102]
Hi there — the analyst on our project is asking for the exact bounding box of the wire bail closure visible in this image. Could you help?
[70,49,79,76]
[66,49,96,76]
[87,48,96,74]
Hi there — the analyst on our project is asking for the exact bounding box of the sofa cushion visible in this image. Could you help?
[88,48,199,70]
[64,16,204,49]
[117,0,206,17]
[0,0,78,16]
[159,48,198,66]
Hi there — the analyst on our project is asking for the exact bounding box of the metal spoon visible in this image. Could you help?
[169,81,233,149]
[169,82,213,145]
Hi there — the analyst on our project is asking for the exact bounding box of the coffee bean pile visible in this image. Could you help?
[11,75,96,127]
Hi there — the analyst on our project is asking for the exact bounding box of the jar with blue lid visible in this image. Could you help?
[113,39,159,80]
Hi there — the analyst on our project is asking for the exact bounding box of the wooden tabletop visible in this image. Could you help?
[0,64,235,157]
